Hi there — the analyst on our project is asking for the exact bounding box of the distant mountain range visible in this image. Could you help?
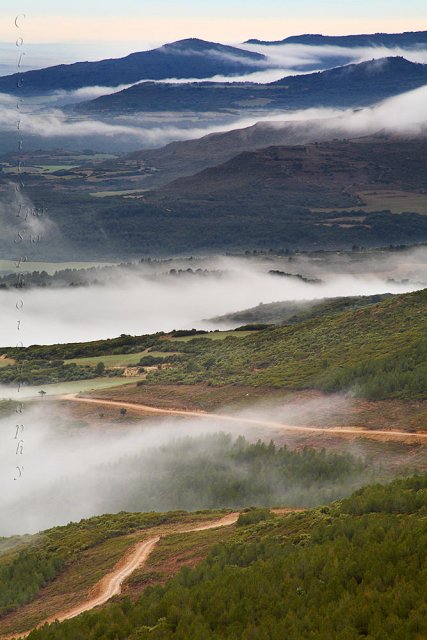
[0,39,266,95]
[71,57,427,114]
[246,30,427,47]
[21,137,427,259]
[152,137,427,207]
[104,119,357,189]
[1,31,426,98]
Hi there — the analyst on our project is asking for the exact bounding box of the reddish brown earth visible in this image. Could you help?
[0,514,239,640]
[61,394,427,445]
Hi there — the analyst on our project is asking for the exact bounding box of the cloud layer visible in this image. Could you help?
[0,252,424,347]
[1,77,427,152]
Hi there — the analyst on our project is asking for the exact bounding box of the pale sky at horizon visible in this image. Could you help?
[0,0,426,71]
[1,0,426,46]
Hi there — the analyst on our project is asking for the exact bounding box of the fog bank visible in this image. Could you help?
[0,396,374,536]
[0,254,423,346]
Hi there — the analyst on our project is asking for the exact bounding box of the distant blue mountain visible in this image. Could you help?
[72,57,427,114]
[0,38,267,95]
[245,30,427,48]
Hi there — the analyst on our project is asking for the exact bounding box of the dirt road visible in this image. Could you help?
[59,536,161,621]
[62,394,427,443]
[1,513,238,640]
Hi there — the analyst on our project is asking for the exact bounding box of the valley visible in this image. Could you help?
[0,16,426,640]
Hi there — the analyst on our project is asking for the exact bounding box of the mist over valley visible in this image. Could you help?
[0,19,426,639]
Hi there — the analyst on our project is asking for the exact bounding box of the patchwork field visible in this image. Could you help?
[313,189,427,215]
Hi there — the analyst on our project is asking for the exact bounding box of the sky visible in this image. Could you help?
[1,0,426,49]
[0,1,425,72]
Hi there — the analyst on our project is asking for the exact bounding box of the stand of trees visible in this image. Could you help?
[25,474,427,640]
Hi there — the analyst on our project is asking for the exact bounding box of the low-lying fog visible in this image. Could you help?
[0,252,425,346]
[1,81,427,152]
[0,398,378,536]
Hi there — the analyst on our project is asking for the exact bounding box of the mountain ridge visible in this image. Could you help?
[71,57,427,114]
[0,39,267,95]
[246,29,427,47]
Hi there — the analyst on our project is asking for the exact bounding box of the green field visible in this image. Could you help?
[2,165,79,175]
[66,153,118,161]
[312,190,427,216]
[3,377,145,399]
[0,358,15,368]
[170,330,257,342]
[65,351,179,367]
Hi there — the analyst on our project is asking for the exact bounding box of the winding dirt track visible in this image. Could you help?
[1,513,239,640]
[62,394,427,443]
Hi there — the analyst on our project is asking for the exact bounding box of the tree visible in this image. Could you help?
[95,362,105,376]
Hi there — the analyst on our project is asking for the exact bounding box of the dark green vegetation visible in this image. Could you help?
[2,289,425,399]
[0,359,100,386]
[211,293,393,326]
[87,434,374,511]
[0,511,226,622]
[0,263,222,290]
[5,137,427,259]
[0,330,168,385]
[2,332,165,362]
[25,474,427,640]
[148,289,427,400]
[0,39,266,95]
[6,434,374,547]
[0,438,373,620]
[0,332,165,385]
[73,57,427,115]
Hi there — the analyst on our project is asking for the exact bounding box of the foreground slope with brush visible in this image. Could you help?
[7,474,427,640]
[2,289,426,403]
[0,435,372,636]
[147,288,427,401]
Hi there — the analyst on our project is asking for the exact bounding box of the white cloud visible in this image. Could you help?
[0,253,424,347]
[242,42,427,70]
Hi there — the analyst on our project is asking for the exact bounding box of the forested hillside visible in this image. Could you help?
[4,138,427,259]
[24,474,427,640]
[211,293,393,326]
[2,289,425,399]
[74,58,427,114]
[149,289,427,399]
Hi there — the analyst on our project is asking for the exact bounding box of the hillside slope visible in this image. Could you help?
[158,137,427,200]
[72,57,427,114]
[0,39,266,95]
[103,118,356,190]
[210,293,393,326]
[21,475,427,640]
[0,441,373,636]
[28,136,427,258]
[150,288,427,400]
